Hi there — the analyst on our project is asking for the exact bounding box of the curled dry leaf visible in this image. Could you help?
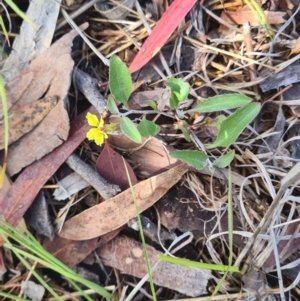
[0,96,58,150]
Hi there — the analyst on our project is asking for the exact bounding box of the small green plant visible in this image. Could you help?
[86,55,260,171]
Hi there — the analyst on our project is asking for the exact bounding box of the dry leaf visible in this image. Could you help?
[221,6,286,26]
[129,0,197,73]
[289,37,300,57]
[3,1,61,82]
[97,235,212,296]
[128,88,171,110]
[43,228,120,268]
[58,163,188,240]
[96,142,138,191]
[0,96,58,150]
[127,137,178,177]
[3,23,89,175]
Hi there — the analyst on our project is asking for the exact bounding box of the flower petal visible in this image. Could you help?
[86,112,99,127]
[98,117,104,129]
[94,132,105,146]
[86,128,99,141]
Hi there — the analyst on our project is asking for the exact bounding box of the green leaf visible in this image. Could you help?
[208,103,260,149]
[107,96,119,114]
[167,78,189,102]
[186,94,252,113]
[109,55,132,104]
[171,150,208,170]
[120,117,142,143]
[207,115,226,130]
[169,94,179,109]
[167,78,189,109]
[213,151,235,168]
[137,117,160,137]
[178,120,191,142]
[146,100,158,110]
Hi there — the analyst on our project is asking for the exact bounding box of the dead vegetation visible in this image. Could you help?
[1,0,300,300]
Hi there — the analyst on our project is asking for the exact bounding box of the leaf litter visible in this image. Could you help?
[1,0,300,300]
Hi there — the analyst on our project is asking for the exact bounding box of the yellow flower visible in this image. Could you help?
[86,113,115,146]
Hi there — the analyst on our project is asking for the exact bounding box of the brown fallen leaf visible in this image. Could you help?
[4,23,89,175]
[0,96,58,150]
[96,142,138,190]
[58,163,188,240]
[97,235,212,296]
[43,229,121,268]
[128,88,171,111]
[289,37,300,57]
[221,6,286,26]
[126,137,178,177]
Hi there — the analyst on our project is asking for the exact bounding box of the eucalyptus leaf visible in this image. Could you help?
[186,94,251,113]
[109,55,132,104]
[137,117,160,137]
[107,96,119,114]
[120,117,142,143]
[171,150,208,170]
[208,103,260,149]
[213,151,235,168]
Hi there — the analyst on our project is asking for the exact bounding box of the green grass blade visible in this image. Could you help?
[4,0,34,27]
[206,167,235,301]
[0,292,31,301]
[123,158,157,301]
[157,255,239,272]
[0,16,9,46]
[3,235,63,300]
[0,74,8,187]
[243,0,273,38]
[0,220,112,299]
